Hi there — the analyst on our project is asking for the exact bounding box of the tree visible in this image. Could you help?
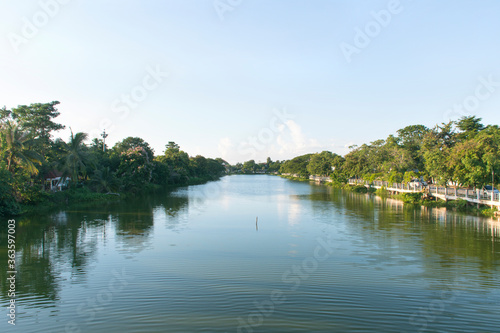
[279,154,312,177]
[307,151,335,176]
[397,125,429,148]
[0,106,11,121]
[206,158,225,177]
[343,145,370,178]
[90,167,119,193]
[421,124,456,184]
[435,121,456,148]
[0,167,21,215]
[113,137,154,161]
[10,101,65,157]
[455,116,485,141]
[189,155,208,177]
[480,126,500,187]
[60,131,92,183]
[165,141,180,156]
[384,145,414,174]
[242,160,257,173]
[117,146,153,191]
[268,159,282,173]
[448,140,485,187]
[403,170,418,183]
[396,124,429,171]
[162,142,190,183]
[448,125,500,187]
[0,121,42,175]
[90,138,106,154]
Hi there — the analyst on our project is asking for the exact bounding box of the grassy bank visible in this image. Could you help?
[341,184,376,193]
[15,176,224,216]
[20,186,123,215]
[279,175,310,182]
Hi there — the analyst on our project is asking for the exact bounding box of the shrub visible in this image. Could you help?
[0,169,21,215]
[448,199,469,211]
[398,192,423,204]
[375,186,389,196]
[481,207,498,217]
[352,185,368,193]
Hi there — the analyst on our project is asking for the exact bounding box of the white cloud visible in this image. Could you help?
[218,120,349,163]
[217,137,234,159]
[274,120,322,156]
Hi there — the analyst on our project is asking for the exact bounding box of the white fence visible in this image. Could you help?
[348,179,500,207]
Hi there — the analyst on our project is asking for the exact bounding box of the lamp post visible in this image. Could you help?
[101,130,108,152]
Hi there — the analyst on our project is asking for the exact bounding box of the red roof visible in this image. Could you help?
[45,170,63,179]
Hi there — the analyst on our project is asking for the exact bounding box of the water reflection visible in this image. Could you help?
[1,176,500,333]
[304,187,500,289]
[0,187,190,307]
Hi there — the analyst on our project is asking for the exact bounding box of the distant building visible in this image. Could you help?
[44,171,69,191]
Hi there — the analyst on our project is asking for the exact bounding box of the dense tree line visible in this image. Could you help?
[231,157,282,174]
[279,116,500,188]
[3,101,497,215]
[0,102,227,215]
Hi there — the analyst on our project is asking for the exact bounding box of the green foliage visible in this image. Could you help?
[113,137,154,161]
[8,101,65,157]
[388,170,403,184]
[447,199,469,211]
[421,199,447,208]
[0,121,42,175]
[480,206,498,217]
[241,159,257,174]
[339,119,496,187]
[350,185,368,193]
[151,158,170,185]
[307,151,331,176]
[447,126,500,187]
[397,192,423,204]
[267,158,282,173]
[375,186,389,196]
[279,154,313,178]
[165,141,180,156]
[0,102,229,214]
[117,146,154,192]
[90,167,120,193]
[455,116,484,141]
[59,131,93,183]
[231,158,281,174]
[0,167,21,215]
[50,186,114,204]
[3,100,500,218]
[403,170,418,183]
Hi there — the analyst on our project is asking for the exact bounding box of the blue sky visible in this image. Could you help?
[1,0,500,164]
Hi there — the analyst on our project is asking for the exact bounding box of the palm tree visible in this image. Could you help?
[60,130,92,183]
[90,167,120,193]
[0,121,42,175]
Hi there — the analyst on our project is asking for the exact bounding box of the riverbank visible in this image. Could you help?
[13,175,224,216]
[344,184,499,218]
[278,174,499,218]
[279,175,310,182]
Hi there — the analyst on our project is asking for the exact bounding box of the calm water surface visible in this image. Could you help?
[1,175,500,332]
